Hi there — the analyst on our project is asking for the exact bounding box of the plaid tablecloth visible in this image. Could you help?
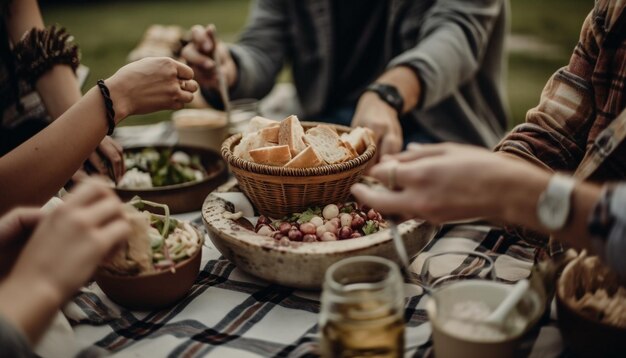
[66,218,565,357]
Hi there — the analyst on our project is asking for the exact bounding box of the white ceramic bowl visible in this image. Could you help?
[425,280,543,358]
[172,109,228,152]
[201,178,438,289]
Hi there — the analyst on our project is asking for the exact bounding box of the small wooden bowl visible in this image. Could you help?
[95,245,202,311]
[221,122,376,218]
[202,178,437,289]
[115,145,228,214]
[556,256,626,357]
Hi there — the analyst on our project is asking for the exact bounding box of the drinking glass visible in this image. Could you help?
[229,98,260,134]
[319,256,405,358]
[417,251,495,291]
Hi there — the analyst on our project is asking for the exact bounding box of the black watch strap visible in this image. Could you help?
[365,83,404,115]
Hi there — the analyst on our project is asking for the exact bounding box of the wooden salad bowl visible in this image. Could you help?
[115,144,228,214]
[202,178,438,290]
[95,236,203,311]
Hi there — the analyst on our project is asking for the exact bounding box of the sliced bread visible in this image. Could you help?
[279,115,307,156]
[246,116,279,134]
[341,139,359,159]
[233,133,274,162]
[340,126,375,154]
[284,145,324,168]
[249,145,292,166]
[304,125,352,164]
[259,126,279,143]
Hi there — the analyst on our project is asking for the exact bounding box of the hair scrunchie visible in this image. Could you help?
[13,25,80,86]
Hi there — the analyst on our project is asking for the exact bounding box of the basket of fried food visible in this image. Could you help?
[96,198,203,310]
[221,115,376,218]
[556,251,626,357]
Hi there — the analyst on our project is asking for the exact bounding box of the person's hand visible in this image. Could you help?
[85,136,125,182]
[180,24,237,91]
[351,91,403,160]
[104,57,199,122]
[7,181,131,303]
[0,208,42,278]
[351,143,546,223]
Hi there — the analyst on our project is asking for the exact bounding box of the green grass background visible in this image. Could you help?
[41,0,593,128]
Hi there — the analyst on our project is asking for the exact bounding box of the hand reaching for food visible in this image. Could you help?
[351,143,545,224]
[0,180,131,343]
[104,57,199,122]
[351,91,403,160]
[180,24,237,91]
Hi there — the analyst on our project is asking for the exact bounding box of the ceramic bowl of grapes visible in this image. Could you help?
[202,178,437,289]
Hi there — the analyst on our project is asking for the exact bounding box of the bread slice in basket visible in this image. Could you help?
[234,134,274,162]
[340,127,375,155]
[246,116,279,134]
[304,125,352,164]
[249,145,292,166]
[279,115,307,157]
[284,145,324,168]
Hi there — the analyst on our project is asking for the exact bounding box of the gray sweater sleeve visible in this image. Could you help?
[387,0,505,109]
[0,315,34,358]
[228,0,289,100]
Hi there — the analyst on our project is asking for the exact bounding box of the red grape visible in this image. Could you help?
[351,215,365,229]
[279,222,292,235]
[339,226,353,240]
[288,229,303,241]
[300,222,316,235]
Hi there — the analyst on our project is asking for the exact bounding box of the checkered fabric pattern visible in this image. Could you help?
[66,218,565,358]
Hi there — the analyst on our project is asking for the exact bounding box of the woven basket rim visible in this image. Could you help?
[221,122,376,177]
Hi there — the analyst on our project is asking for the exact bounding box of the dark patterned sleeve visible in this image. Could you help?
[495,10,599,173]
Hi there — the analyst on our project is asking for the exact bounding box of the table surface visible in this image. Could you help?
[61,124,568,357]
[65,213,566,358]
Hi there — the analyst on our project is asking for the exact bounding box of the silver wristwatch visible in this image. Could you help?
[537,174,576,231]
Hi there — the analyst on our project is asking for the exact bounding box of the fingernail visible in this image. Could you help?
[204,60,213,69]
[203,42,212,53]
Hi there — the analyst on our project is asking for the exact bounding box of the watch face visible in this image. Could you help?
[538,195,568,230]
[368,84,403,114]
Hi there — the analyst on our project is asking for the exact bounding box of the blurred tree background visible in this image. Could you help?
[41,0,592,129]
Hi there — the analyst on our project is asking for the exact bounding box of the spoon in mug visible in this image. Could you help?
[484,279,530,326]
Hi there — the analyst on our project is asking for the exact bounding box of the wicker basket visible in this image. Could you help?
[221,122,376,218]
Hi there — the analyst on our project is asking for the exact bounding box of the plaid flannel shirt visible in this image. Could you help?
[495,0,626,250]
[496,0,626,180]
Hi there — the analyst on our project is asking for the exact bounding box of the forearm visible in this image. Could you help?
[6,0,44,42]
[35,65,82,120]
[0,87,109,214]
[0,275,62,344]
[374,66,421,113]
[387,0,503,109]
[498,169,601,251]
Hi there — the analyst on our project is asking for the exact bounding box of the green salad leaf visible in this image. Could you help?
[296,207,322,223]
[363,220,379,235]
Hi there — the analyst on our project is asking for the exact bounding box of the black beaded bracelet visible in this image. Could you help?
[96,79,116,135]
